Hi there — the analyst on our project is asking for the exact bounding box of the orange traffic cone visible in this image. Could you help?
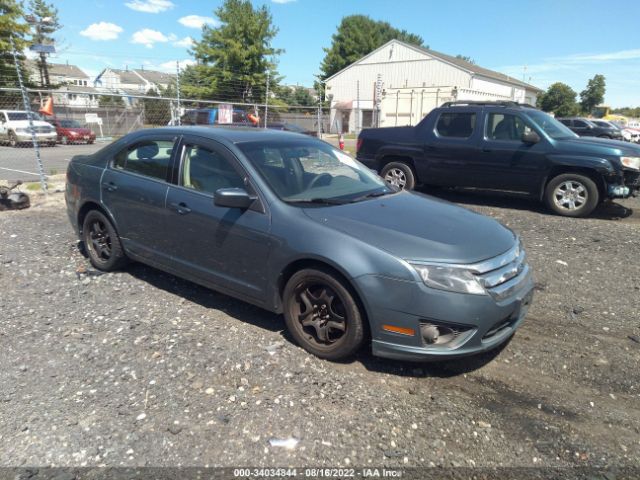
[39,97,54,117]
[339,132,344,150]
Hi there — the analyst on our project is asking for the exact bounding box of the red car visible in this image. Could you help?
[48,118,96,145]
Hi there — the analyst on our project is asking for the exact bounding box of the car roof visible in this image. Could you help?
[131,126,315,144]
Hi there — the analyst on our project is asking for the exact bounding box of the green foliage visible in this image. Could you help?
[99,95,125,108]
[0,0,30,92]
[455,54,475,64]
[275,85,316,107]
[183,0,282,103]
[580,74,606,115]
[27,0,61,87]
[612,106,640,117]
[320,15,425,80]
[537,82,579,117]
[143,88,171,125]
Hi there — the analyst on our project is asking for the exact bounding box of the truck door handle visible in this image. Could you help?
[102,182,117,192]
[169,202,191,215]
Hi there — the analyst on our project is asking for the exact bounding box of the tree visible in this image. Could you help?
[455,54,475,64]
[319,15,424,80]
[275,85,316,107]
[580,74,606,115]
[143,88,171,125]
[0,0,31,100]
[26,0,61,87]
[99,94,125,108]
[183,0,282,103]
[537,82,579,117]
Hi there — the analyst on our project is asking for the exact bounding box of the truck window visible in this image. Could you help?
[574,120,589,128]
[436,112,476,138]
[486,113,528,141]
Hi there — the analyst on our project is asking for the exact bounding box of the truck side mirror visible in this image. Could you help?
[522,131,540,144]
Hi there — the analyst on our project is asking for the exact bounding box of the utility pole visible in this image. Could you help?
[176,61,181,126]
[356,80,360,135]
[264,70,270,128]
[10,36,47,192]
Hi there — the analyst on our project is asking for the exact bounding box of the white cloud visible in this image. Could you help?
[178,15,219,29]
[80,22,123,41]
[173,36,194,48]
[272,0,296,3]
[158,59,195,72]
[131,28,169,48]
[124,0,174,13]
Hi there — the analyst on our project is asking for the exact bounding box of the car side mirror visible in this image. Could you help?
[214,187,256,209]
[521,131,540,144]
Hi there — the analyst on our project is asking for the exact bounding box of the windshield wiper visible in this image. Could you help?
[349,189,394,203]
[286,197,349,205]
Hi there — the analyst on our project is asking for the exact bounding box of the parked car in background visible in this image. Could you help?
[266,122,317,136]
[0,110,57,147]
[179,108,258,127]
[558,117,624,140]
[47,118,96,145]
[590,119,640,143]
[357,101,640,217]
[65,127,534,362]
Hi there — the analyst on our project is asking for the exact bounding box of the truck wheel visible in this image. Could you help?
[544,173,599,217]
[381,161,416,190]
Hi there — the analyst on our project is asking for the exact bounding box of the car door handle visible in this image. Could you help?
[102,182,117,192]
[169,202,191,215]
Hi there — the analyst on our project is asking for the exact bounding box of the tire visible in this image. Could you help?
[61,136,69,145]
[82,210,128,271]
[544,173,599,217]
[380,161,416,190]
[8,131,18,148]
[283,268,365,360]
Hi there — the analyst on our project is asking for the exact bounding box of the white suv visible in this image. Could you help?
[0,110,57,147]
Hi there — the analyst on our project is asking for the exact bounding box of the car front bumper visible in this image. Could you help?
[15,132,57,143]
[356,269,534,362]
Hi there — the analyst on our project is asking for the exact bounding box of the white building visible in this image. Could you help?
[94,68,176,94]
[324,39,542,133]
[27,61,100,109]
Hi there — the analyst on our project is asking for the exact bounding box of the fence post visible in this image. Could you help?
[176,61,181,126]
[355,80,360,135]
[316,102,322,139]
[264,70,270,128]
[10,36,47,192]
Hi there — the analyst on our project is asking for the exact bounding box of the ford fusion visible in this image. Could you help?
[65,127,534,361]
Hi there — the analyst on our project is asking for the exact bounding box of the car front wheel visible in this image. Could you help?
[82,210,128,271]
[545,173,599,217]
[380,161,416,190]
[8,131,18,147]
[283,268,365,360]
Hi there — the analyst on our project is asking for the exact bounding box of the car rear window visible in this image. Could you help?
[436,112,476,138]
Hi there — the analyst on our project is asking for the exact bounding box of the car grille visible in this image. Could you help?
[624,170,640,187]
[469,241,531,301]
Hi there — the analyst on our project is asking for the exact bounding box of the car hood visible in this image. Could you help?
[302,192,516,264]
[557,136,640,156]
[9,120,53,129]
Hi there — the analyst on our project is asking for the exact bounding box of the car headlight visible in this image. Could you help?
[410,263,486,295]
[621,156,640,170]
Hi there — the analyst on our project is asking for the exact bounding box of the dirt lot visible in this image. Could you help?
[0,188,639,477]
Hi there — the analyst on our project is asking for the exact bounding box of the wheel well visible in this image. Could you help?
[277,259,371,338]
[77,201,108,235]
[543,166,606,200]
[379,155,416,172]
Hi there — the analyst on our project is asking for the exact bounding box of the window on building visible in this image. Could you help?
[435,112,476,138]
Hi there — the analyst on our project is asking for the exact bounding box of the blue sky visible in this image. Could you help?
[48,0,640,107]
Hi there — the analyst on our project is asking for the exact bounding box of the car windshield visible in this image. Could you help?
[60,119,82,128]
[238,140,393,204]
[7,112,42,121]
[525,110,577,140]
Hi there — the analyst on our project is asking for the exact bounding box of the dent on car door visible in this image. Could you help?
[478,112,547,192]
[164,138,271,301]
[101,137,176,262]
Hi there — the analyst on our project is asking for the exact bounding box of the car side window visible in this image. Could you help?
[486,113,530,141]
[574,120,588,128]
[114,139,174,181]
[436,112,476,138]
[559,119,572,127]
[181,144,245,194]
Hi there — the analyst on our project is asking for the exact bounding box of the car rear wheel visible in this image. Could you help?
[283,268,365,360]
[545,173,599,217]
[380,161,416,190]
[82,210,128,271]
[8,131,18,147]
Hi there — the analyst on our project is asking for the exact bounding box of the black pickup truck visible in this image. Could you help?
[357,101,640,217]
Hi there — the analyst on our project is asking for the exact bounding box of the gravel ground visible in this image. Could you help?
[0,188,639,475]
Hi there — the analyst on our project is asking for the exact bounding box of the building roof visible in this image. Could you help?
[326,39,542,93]
[107,68,147,85]
[55,85,99,94]
[26,60,89,79]
[135,69,176,85]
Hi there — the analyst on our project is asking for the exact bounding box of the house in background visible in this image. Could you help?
[26,60,99,109]
[324,39,542,133]
[94,68,176,94]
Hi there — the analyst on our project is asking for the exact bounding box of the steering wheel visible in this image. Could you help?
[308,173,333,190]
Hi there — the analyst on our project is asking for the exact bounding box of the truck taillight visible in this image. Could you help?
[356,138,363,153]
